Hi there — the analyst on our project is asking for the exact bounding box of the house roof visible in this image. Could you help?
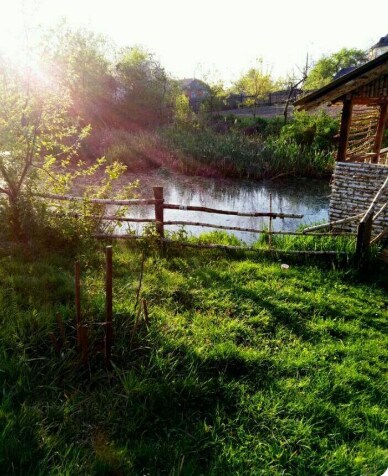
[333,66,357,80]
[179,78,210,91]
[294,50,388,110]
[372,34,388,49]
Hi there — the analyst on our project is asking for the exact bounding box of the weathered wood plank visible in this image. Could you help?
[164,204,303,219]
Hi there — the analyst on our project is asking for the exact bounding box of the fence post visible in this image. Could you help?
[355,214,373,267]
[75,261,81,346]
[105,246,113,363]
[153,187,164,239]
[269,193,273,248]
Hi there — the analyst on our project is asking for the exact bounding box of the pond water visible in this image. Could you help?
[111,171,331,244]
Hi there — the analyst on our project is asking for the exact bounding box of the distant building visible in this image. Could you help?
[179,78,210,111]
[370,34,388,59]
[333,66,357,80]
[333,34,388,81]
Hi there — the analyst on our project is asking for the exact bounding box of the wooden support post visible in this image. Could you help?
[373,102,388,163]
[105,246,113,363]
[268,193,273,248]
[153,187,164,239]
[337,99,353,162]
[75,261,81,346]
[355,214,373,267]
[80,325,89,365]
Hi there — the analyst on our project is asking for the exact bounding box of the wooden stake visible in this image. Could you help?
[75,261,81,346]
[105,246,113,363]
[153,187,164,239]
[269,193,273,248]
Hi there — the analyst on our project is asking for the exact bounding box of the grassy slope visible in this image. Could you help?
[0,242,387,475]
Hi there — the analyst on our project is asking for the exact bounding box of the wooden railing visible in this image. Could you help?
[345,146,388,165]
[30,186,360,257]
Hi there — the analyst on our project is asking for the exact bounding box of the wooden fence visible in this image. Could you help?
[32,185,366,258]
[2,182,385,262]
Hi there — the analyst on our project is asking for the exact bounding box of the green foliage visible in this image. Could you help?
[0,244,386,474]
[304,48,367,90]
[234,60,274,117]
[116,46,177,127]
[42,24,114,125]
[162,123,335,178]
[280,110,339,149]
[199,80,226,117]
[231,116,284,138]
[0,60,131,244]
[261,135,335,177]
[173,94,194,127]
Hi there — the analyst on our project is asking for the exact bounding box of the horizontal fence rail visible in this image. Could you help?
[34,192,160,206]
[163,221,354,236]
[71,214,156,224]
[302,213,364,232]
[164,203,303,219]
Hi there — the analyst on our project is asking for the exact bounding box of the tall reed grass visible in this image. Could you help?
[162,125,335,179]
[99,117,336,180]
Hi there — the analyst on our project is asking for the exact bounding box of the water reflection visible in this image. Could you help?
[116,171,330,244]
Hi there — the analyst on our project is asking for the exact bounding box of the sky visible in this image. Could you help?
[0,0,387,84]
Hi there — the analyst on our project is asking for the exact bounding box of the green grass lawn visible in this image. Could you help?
[0,241,387,475]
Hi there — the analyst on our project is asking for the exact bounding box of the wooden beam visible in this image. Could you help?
[349,97,387,106]
[373,102,388,162]
[337,99,353,162]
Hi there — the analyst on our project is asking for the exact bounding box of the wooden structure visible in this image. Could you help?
[295,52,388,264]
[295,51,388,164]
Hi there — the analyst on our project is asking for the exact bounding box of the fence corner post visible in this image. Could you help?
[355,214,373,267]
[153,187,164,240]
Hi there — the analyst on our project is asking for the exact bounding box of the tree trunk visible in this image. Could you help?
[8,193,26,242]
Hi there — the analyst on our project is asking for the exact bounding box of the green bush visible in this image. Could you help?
[228,116,284,138]
[280,111,339,150]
